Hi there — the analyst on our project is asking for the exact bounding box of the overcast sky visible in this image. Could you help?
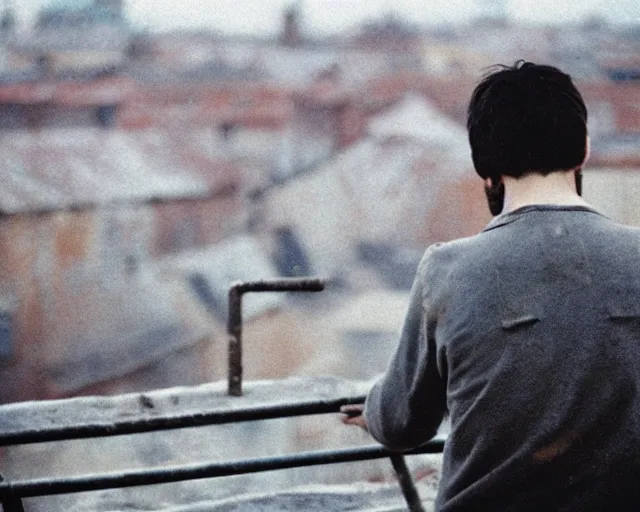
[11,0,640,35]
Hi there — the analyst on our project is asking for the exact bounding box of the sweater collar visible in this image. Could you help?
[483,204,606,232]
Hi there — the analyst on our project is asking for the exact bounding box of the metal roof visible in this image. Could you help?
[0,127,240,214]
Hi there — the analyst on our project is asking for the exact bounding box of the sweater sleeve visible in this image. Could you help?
[363,247,447,451]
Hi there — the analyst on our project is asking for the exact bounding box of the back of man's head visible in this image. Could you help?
[467,60,588,180]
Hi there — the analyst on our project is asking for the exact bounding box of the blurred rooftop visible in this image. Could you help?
[0,128,239,214]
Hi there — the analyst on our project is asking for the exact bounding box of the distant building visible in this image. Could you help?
[1,0,132,79]
[37,0,126,28]
[352,13,423,56]
[0,71,132,130]
[0,128,246,402]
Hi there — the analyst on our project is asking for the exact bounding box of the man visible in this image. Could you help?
[342,61,640,510]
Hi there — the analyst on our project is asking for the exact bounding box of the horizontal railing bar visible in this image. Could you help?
[230,278,325,294]
[0,396,367,447]
[0,440,445,499]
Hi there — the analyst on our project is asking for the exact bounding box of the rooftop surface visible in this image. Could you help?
[0,128,239,214]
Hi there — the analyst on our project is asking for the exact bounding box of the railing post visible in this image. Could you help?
[0,474,25,512]
[227,284,244,397]
[389,454,426,512]
[227,278,325,396]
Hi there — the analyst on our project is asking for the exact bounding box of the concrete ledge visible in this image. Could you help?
[0,376,371,433]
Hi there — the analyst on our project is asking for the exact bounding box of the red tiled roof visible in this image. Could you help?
[0,76,134,105]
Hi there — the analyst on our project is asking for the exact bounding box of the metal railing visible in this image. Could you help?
[0,278,445,512]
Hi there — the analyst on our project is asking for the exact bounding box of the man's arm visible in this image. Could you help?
[362,251,447,451]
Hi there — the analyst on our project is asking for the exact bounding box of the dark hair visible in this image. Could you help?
[467,60,588,179]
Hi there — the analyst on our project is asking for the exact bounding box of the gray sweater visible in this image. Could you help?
[364,205,640,511]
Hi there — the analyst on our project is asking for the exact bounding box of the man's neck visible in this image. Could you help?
[502,170,590,214]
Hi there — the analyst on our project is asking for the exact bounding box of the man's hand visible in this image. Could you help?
[340,404,368,431]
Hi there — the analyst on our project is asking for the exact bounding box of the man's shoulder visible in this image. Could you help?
[417,233,489,277]
[599,219,640,237]
[421,229,498,261]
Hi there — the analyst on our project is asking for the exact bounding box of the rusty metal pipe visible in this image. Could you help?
[0,474,25,512]
[0,396,367,447]
[227,278,325,396]
[0,441,445,500]
[227,285,243,396]
[232,278,325,294]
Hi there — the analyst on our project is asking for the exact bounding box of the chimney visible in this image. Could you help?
[281,3,302,47]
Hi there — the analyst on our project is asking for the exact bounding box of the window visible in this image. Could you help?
[96,105,117,128]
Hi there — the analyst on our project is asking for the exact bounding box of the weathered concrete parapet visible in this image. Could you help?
[0,376,368,433]
[0,376,442,511]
